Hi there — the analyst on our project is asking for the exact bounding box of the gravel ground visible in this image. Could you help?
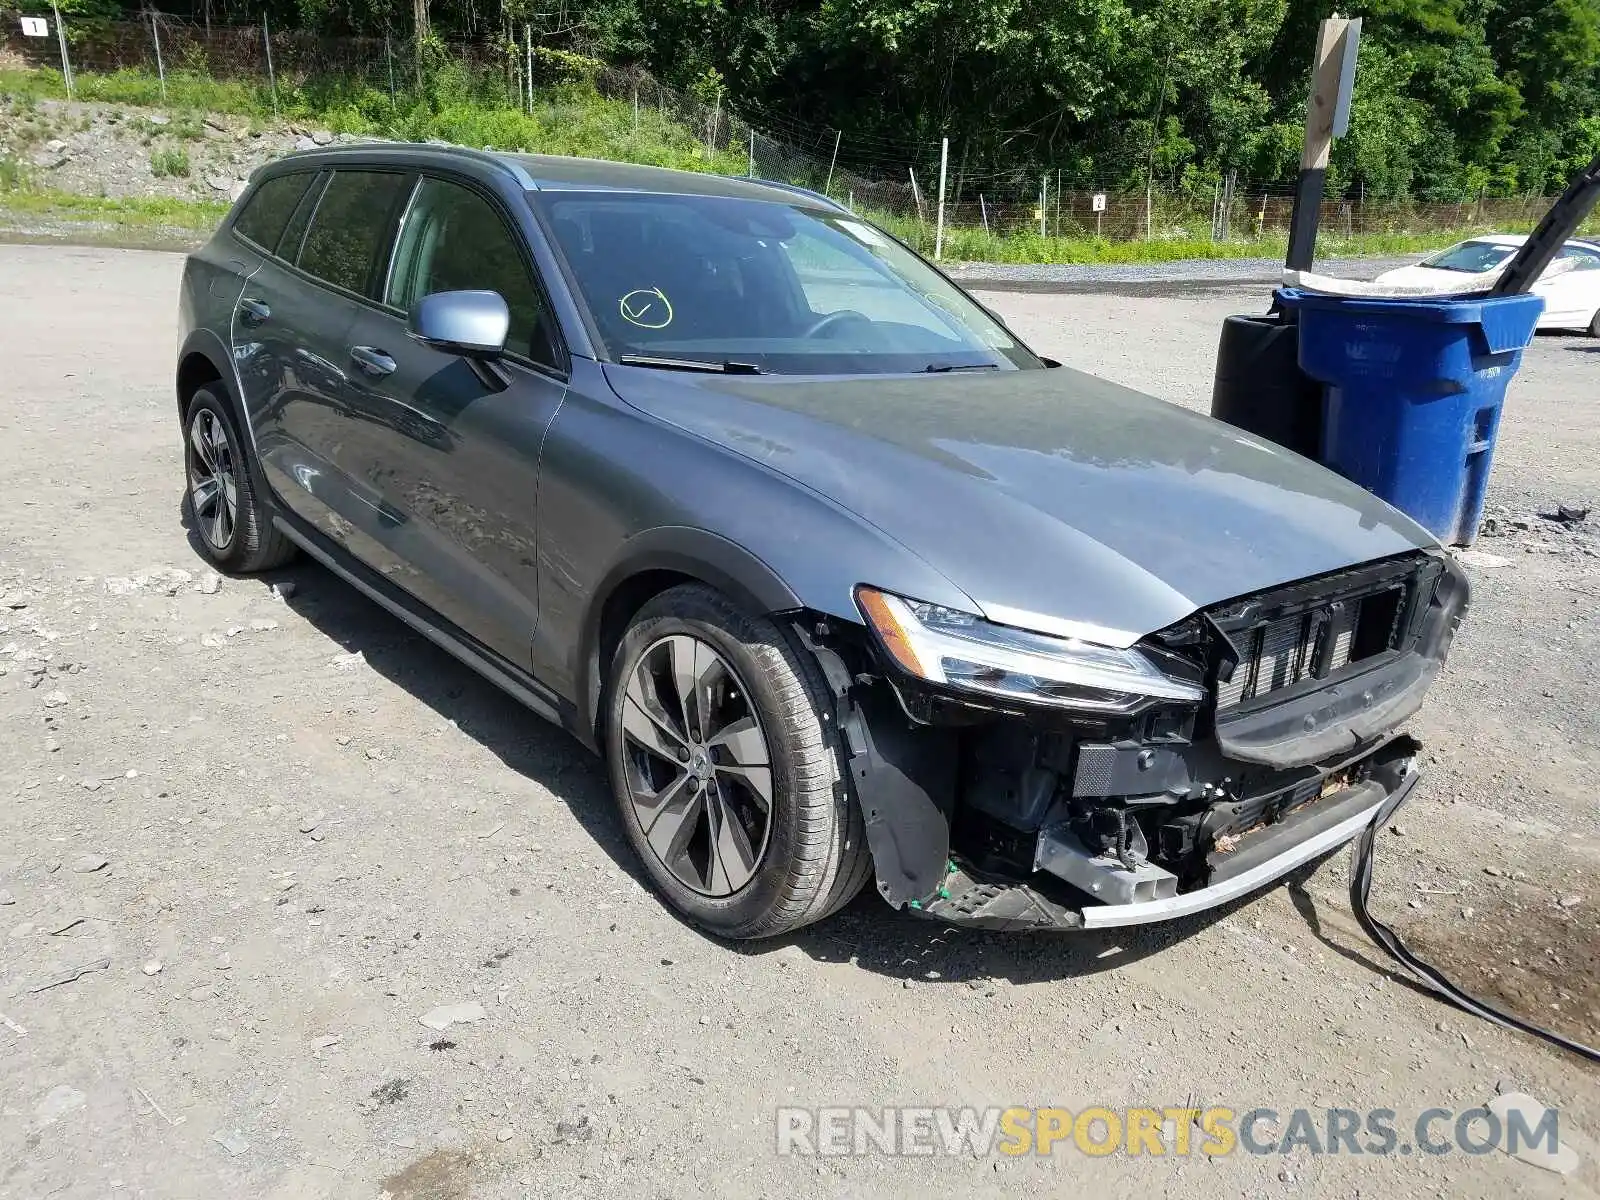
[0,243,1595,1200]
[1,97,358,203]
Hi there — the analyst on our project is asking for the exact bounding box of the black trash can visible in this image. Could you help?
[1209,301,1322,460]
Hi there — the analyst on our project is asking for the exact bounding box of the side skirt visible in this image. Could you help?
[272,513,575,736]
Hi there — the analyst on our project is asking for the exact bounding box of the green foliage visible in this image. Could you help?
[0,187,228,230]
[15,0,1600,207]
[149,146,190,177]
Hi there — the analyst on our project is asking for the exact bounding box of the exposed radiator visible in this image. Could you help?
[1215,589,1393,709]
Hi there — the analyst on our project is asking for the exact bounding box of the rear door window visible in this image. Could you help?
[297,170,413,298]
[232,172,316,253]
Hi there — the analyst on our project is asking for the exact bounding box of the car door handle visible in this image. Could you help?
[237,297,271,324]
[350,346,397,378]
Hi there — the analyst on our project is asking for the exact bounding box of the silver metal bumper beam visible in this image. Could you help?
[1076,793,1391,929]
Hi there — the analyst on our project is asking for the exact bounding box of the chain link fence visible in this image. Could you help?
[2,13,1588,249]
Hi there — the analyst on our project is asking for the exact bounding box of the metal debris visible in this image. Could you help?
[29,956,111,993]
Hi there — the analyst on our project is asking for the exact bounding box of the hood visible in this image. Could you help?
[604,364,1436,645]
[1372,264,1495,291]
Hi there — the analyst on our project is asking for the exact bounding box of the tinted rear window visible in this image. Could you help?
[233,173,315,252]
[297,170,412,296]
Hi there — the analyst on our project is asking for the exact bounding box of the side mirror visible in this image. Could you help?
[408,290,509,358]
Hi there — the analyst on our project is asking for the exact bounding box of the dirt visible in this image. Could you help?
[0,242,1596,1199]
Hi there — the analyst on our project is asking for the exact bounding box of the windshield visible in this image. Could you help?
[534,191,1038,375]
[1420,241,1515,273]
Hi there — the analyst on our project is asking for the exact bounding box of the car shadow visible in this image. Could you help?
[181,503,1364,984]
[753,855,1339,985]
[180,500,640,878]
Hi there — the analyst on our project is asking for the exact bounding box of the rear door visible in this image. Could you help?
[339,173,567,666]
[224,168,331,474]
[247,168,415,553]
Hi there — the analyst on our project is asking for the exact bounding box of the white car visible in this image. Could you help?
[1374,234,1600,335]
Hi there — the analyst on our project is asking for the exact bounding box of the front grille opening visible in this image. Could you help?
[1351,586,1404,662]
[1213,583,1410,710]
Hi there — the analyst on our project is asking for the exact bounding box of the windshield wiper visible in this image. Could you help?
[618,354,763,375]
[924,361,1000,373]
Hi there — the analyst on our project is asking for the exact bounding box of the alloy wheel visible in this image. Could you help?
[187,407,239,553]
[620,634,774,897]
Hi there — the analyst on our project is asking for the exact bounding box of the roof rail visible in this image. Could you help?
[282,139,537,189]
[738,177,849,212]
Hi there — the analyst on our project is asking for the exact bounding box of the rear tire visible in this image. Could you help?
[604,584,870,939]
[183,386,296,573]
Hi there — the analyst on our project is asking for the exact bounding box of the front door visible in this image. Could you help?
[338,174,568,667]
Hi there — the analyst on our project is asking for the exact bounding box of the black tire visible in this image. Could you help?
[604,584,871,939]
[1589,307,1600,338]
[182,386,296,573]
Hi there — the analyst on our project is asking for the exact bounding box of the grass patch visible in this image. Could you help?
[149,147,191,178]
[0,188,227,231]
[870,210,1520,266]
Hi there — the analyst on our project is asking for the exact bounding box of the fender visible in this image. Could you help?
[574,526,805,749]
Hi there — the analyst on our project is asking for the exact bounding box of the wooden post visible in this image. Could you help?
[979,193,989,236]
[262,14,278,115]
[824,129,841,197]
[934,136,949,259]
[908,167,925,222]
[1040,173,1047,237]
[1286,16,1356,270]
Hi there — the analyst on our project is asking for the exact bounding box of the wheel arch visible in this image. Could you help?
[175,329,240,425]
[575,528,809,750]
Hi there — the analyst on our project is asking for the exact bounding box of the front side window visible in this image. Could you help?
[536,191,1037,375]
[297,170,412,297]
[385,178,557,367]
[233,172,315,253]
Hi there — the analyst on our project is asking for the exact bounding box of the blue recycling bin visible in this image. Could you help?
[1277,288,1544,545]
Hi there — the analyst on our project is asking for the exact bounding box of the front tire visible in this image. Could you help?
[183,386,295,573]
[605,584,870,939]
[1589,307,1600,338]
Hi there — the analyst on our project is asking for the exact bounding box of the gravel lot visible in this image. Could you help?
[0,243,1595,1200]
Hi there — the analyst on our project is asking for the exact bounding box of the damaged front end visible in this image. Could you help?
[803,549,1469,931]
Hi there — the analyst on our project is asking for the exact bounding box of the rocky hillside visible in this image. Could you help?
[3,96,363,203]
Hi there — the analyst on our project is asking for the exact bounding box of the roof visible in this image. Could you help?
[1459,232,1600,250]
[271,141,843,210]
[498,152,842,208]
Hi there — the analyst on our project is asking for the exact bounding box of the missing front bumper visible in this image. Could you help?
[917,759,1420,932]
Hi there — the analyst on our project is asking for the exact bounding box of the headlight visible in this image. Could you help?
[855,586,1205,714]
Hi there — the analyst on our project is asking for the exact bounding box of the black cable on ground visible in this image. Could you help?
[1348,780,1600,1065]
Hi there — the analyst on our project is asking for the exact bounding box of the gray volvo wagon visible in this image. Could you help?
[174,145,1467,938]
